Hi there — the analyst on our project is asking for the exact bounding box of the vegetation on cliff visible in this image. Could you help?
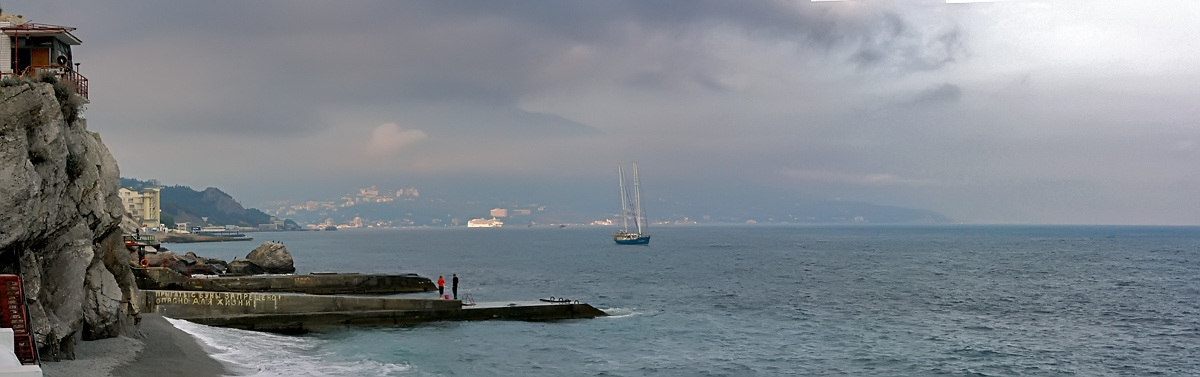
[0,71,85,125]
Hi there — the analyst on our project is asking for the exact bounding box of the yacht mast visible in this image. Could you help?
[633,162,643,234]
[618,163,629,232]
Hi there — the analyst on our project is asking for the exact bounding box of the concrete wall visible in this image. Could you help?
[142,290,608,334]
[0,22,10,74]
[144,290,459,318]
[133,269,435,294]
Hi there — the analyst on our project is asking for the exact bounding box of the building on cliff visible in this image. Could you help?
[0,11,89,100]
[119,187,162,228]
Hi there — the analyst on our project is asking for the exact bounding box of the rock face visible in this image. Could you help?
[245,242,295,274]
[0,82,139,360]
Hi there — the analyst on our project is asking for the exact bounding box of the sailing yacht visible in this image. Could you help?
[614,162,651,245]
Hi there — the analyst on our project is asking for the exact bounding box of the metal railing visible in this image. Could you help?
[123,234,157,246]
[3,64,89,100]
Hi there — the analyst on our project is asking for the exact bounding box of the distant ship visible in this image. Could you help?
[614,162,650,245]
[324,225,337,231]
[467,218,503,228]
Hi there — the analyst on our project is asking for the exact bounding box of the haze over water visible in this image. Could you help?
[173,225,1200,376]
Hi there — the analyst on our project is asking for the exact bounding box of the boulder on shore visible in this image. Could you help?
[184,251,229,275]
[226,259,265,275]
[246,242,295,274]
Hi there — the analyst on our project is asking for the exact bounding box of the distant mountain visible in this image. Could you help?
[649,196,953,224]
[121,178,273,227]
[261,183,952,227]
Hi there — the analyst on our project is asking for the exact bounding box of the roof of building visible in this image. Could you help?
[1,22,82,45]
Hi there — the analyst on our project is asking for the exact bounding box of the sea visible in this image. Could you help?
[165,225,1200,376]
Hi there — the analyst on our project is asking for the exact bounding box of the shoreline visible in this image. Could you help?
[40,314,228,377]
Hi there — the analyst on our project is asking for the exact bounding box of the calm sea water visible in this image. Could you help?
[168,225,1200,376]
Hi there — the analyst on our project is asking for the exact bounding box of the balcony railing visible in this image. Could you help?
[3,65,89,100]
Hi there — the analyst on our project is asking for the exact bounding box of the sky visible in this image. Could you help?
[8,1,1200,224]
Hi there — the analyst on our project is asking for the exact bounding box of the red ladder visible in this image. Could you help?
[0,275,37,365]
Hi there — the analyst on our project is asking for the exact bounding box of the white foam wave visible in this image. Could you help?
[599,307,639,318]
[166,318,412,376]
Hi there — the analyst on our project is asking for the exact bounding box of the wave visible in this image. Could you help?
[166,318,412,376]
[599,307,639,318]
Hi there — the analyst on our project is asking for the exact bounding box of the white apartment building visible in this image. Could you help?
[118,187,161,227]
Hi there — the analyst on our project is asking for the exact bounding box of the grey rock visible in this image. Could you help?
[0,83,136,359]
[82,257,122,340]
[205,260,229,275]
[246,242,295,274]
[18,249,42,302]
[178,252,198,266]
[226,259,265,275]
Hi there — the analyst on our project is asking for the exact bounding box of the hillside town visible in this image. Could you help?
[261,186,550,229]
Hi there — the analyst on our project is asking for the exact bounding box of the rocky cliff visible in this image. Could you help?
[0,80,140,360]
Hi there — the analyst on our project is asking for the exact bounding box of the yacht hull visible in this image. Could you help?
[613,234,651,245]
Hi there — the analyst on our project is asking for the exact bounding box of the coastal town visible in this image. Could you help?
[123,180,910,234]
[259,185,548,229]
[122,183,576,233]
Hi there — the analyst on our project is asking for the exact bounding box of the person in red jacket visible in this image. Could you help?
[437,275,445,297]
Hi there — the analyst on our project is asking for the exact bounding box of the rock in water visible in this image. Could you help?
[246,242,295,274]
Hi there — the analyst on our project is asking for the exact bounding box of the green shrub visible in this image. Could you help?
[37,70,57,84]
[52,79,84,124]
[66,151,83,181]
[1,73,85,124]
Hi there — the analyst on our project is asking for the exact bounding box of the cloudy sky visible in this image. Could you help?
[10,1,1200,224]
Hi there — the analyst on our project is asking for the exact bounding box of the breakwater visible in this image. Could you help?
[144,290,607,333]
[133,268,435,294]
[156,233,253,243]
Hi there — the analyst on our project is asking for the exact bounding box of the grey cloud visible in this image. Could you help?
[907,83,963,106]
[181,104,326,138]
[62,1,967,111]
[394,105,601,139]
[850,11,964,72]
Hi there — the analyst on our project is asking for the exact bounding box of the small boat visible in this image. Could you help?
[614,162,651,245]
[539,297,573,303]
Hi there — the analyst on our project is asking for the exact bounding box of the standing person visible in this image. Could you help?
[437,275,445,297]
[452,274,459,300]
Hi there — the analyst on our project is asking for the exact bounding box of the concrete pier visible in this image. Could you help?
[133,268,436,294]
[143,290,607,333]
